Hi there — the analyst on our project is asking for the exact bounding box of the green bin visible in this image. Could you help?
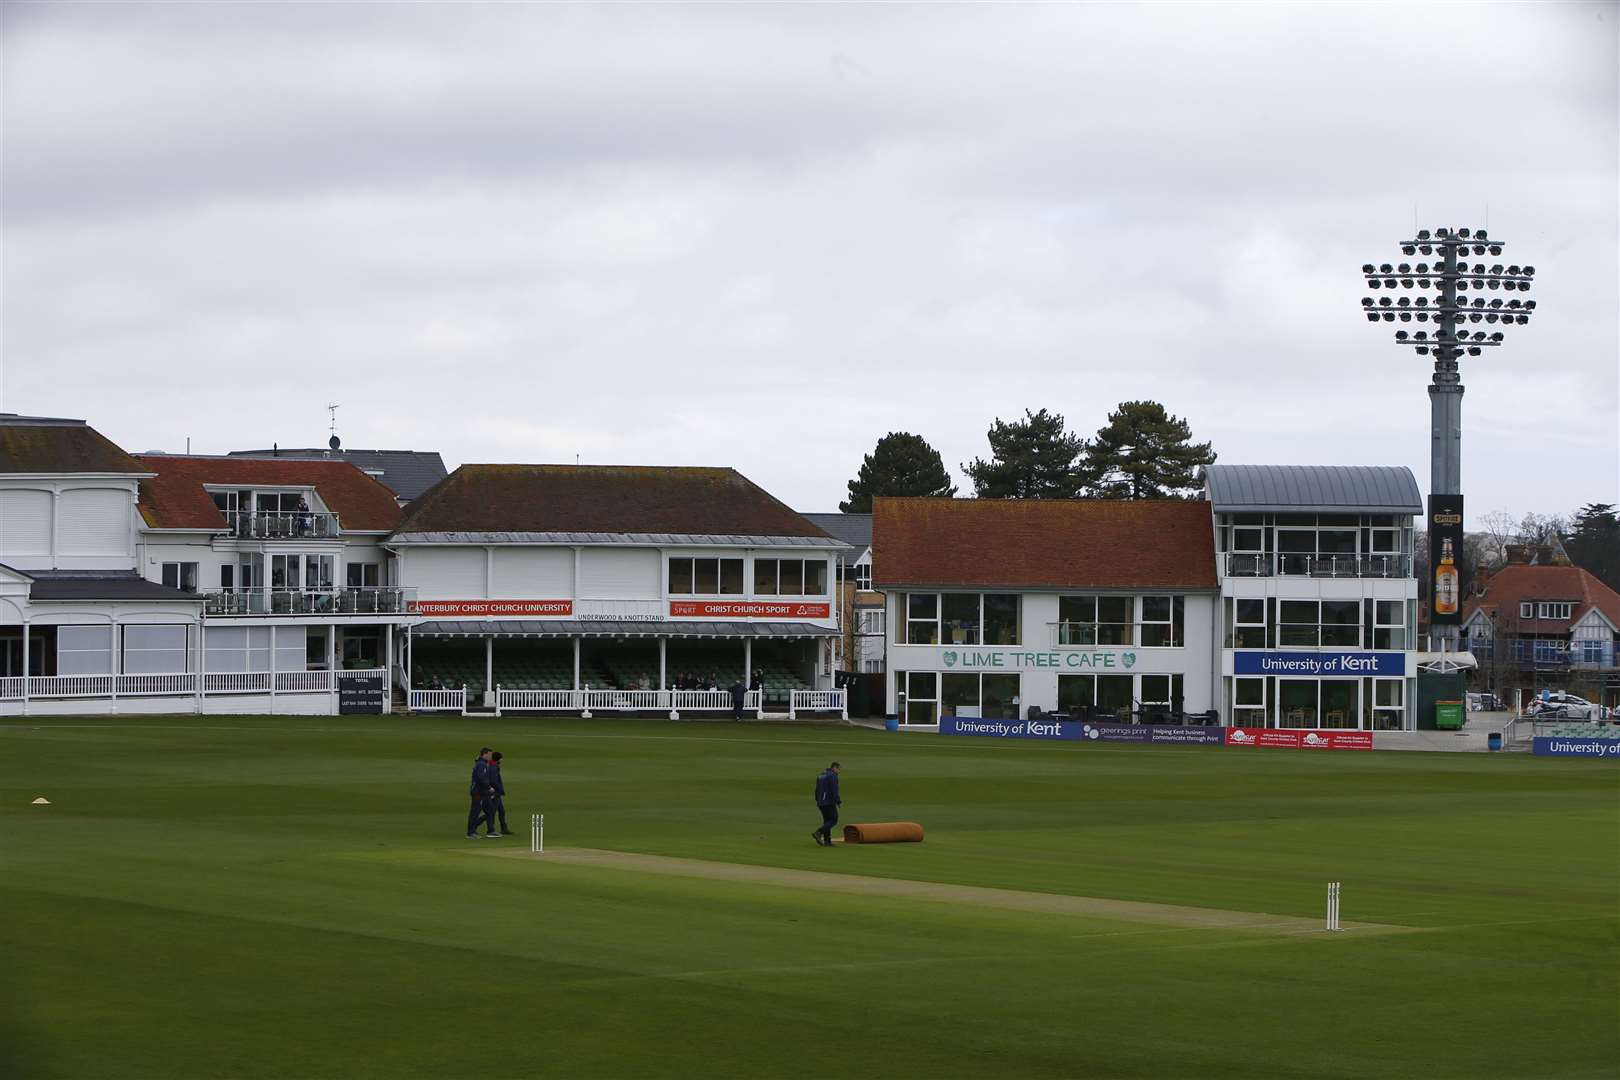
[1435,700,1465,730]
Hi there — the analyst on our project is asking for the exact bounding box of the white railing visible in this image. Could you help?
[204,586,417,616]
[225,509,340,539]
[584,689,667,712]
[116,673,198,696]
[0,676,23,701]
[27,675,116,698]
[410,687,467,712]
[498,689,580,712]
[203,672,274,693]
[276,670,331,693]
[789,689,848,719]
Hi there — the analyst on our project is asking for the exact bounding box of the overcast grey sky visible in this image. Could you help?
[3,3,1615,523]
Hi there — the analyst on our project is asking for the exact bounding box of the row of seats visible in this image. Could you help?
[414,646,817,698]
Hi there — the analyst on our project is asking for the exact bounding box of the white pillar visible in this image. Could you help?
[485,635,494,704]
[405,624,412,691]
[20,623,29,715]
[194,616,205,714]
[743,637,752,687]
[384,623,394,714]
[572,636,581,689]
[269,623,277,713]
[109,617,119,715]
[658,637,667,689]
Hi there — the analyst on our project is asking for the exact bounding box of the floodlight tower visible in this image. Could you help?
[1359,227,1537,649]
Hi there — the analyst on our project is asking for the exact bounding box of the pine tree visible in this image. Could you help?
[963,408,1087,499]
[1564,503,1620,593]
[1082,401,1215,499]
[839,432,957,513]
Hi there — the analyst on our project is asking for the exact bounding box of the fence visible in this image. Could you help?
[789,689,848,719]
[410,687,468,713]
[490,687,828,718]
[1,668,389,703]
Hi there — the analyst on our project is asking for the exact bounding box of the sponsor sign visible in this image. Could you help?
[1429,494,1465,626]
[1080,724,1225,746]
[1225,727,1373,750]
[1232,651,1404,677]
[938,649,1138,671]
[338,674,386,715]
[416,600,573,617]
[669,601,831,619]
[1532,737,1620,758]
[939,715,1082,741]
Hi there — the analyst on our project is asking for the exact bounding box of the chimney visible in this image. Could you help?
[1504,544,1528,565]
[1534,544,1553,565]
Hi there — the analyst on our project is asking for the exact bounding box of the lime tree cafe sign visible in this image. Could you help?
[941,649,1138,671]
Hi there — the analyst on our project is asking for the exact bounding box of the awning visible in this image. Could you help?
[413,620,839,639]
[1416,650,1478,672]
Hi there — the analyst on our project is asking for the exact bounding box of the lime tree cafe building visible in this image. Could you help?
[872,497,1219,726]
[1205,465,1420,730]
[389,464,849,716]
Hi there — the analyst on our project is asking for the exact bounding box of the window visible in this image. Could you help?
[1097,675,1133,715]
[304,555,334,590]
[122,625,189,674]
[1520,602,1534,619]
[902,671,937,725]
[347,562,380,588]
[905,594,939,645]
[342,631,380,669]
[58,625,114,675]
[1533,639,1566,664]
[982,595,1020,645]
[1139,596,1184,647]
[854,562,872,591]
[1321,601,1360,647]
[270,553,301,590]
[1371,678,1404,730]
[220,564,234,590]
[1372,600,1406,651]
[1279,600,1319,647]
[1058,596,1132,646]
[1232,677,1266,726]
[160,562,198,593]
[1278,600,1359,648]
[753,558,828,596]
[307,627,330,671]
[1140,674,1184,708]
[1058,674,1094,712]
[1229,598,1266,649]
[668,557,744,596]
[942,594,980,645]
[1580,639,1605,664]
[1536,602,1574,620]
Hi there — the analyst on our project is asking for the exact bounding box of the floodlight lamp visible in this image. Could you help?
[1418,229,1431,240]
[1398,263,1411,274]
[1395,330,1409,341]
[1523,265,1535,276]
[1419,245,1433,255]
[1484,313,1497,323]
[1490,332,1504,342]
[1487,279,1499,290]
[1488,245,1501,255]
[1415,331,1429,340]
[1368,279,1381,289]
[1473,245,1486,256]
[1361,297,1374,307]
[1362,264,1375,274]
[1400,278,1414,288]
[1399,312,1412,322]
[1382,312,1395,321]
[1469,313,1482,323]
[1475,229,1488,240]
[1402,245,1416,256]
[1459,228,1471,238]
[1524,300,1536,310]
[1467,347,1481,356]
[1380,263,1393,273]
[1436,228,1450,238]
[1416,312,1429,322]
[1515,315,1528,324]
[1507,265,1520,275]
[1384,278,1398,287]
[1489,264,1502,274]
[1416,346,1430,355]
[1380,296,1392,307]
[1489,298,1502,308]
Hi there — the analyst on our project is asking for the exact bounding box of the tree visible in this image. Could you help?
[839,432,956,513]
[962,408,1087,499]
[1564,503,1620,593]
[1081,400,1216,499]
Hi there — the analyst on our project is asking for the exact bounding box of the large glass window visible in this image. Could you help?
[1058,674,1094,713]
[942,594,981,645]
[1279,679,1318,726]
[1279,600,1319,647]
[905,594,939,645]
[1321,600,1360,647]
[1140,673,1183,711]
[1232,676,1266,726]
[160,562,198,592]
[902,670,937,725]
[669,557,744,596]
[753,558,827,596]
[1231,598,1266,648]
[1058,595,1133,645]
[941,673,980,717]
[981,674,1020,720]
[1372,600,1406,650]
[270,554,301,589]
[983,595,1020,645]
[1140,596,1184,647]
[304,555,335,590]
[1370,678,1404,730]
[1097,675,1133,716]
[347,562,380,588]
[1321,681,1357,728]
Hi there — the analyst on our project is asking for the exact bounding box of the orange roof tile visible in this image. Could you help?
[135,456,403,532]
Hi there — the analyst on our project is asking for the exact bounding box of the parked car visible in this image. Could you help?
[1467,692,1505,712]
[1525,692,1608,720]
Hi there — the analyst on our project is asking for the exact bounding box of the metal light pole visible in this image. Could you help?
[1359,227,1537,649]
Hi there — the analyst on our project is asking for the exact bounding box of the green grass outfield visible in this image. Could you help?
[3,715,1616,1080]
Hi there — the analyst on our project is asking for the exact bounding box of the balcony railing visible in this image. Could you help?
[483,687,845,719]
[1049,622,1182,648]
[224,510,340,540]
[1225,553,1412,578]
[1,668,387,702]
[203,587,416,616]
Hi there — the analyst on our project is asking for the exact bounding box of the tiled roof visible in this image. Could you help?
[393,465,835,541]
[134,455,404,532]
[1461,564,1620,633]
[0,415,145,474]
[873,498,1218,591]
[228,448,448,501]
[1204,465,1422,513]
[801,514,873,564]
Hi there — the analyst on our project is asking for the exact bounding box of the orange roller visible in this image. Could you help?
[842,822,924,844]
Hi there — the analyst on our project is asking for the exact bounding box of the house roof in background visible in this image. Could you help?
[393,465,838,542]
[1461,564,1620,633]
[134,455,404,532]
[873,498,1218,591]
[800,514,873,563]
[0,414,146,474]
[1203,465,1422,513]
[228,448,448,501]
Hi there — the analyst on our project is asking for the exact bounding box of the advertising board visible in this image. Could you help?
[1224,728,1373,750]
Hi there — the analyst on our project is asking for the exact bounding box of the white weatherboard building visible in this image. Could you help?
[873,497,1220,726]
[392,465,849,717]
[1206,465,1420,730]
[1,414,412,716]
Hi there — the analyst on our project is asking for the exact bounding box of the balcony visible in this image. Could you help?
[1224,553,1412,579]
[224,510,340,540]
[203,586,416,616]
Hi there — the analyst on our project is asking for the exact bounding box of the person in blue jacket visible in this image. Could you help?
[467,747,494,839]
[487,751,509,837]
[811,761,841,846]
